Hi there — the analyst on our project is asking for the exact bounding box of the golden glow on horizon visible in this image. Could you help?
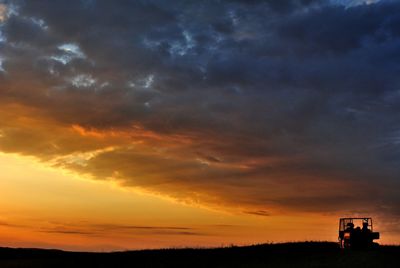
[0,152,358,251]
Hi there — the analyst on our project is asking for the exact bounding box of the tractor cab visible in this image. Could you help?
[338,217,379,249]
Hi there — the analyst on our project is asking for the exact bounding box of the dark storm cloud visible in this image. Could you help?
[0,0,399,219]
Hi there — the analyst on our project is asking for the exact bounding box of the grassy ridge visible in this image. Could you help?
[0,242,398,267]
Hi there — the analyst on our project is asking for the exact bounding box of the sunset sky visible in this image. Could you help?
[0,0,399,251]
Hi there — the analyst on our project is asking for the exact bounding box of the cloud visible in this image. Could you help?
[244,210,271,217]
[38,223,206,237]
[0,220,24,228]
[40,229,96,236]
[331,0,382,7]
[0,4,7,22]
[0,0,399,222]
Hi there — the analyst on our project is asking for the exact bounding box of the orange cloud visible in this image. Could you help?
[0,101,393,218]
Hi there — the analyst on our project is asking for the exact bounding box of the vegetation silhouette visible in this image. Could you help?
[1,242,399,268]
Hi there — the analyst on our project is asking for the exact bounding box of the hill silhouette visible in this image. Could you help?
[0,242,399,268]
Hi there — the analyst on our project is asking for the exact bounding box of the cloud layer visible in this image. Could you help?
[0,0,399,220]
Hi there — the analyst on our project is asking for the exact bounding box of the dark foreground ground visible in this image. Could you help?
[0,242,399,268]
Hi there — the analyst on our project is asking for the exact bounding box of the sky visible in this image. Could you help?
[0,0,399,251]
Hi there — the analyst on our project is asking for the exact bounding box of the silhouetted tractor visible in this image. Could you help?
[338,217,380,249]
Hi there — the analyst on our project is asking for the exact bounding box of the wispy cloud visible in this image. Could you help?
[0,220,25,228]
[37,223,207,237]
[244,210,271,217]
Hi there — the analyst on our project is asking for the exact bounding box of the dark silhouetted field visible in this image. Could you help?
[0,242,399,267]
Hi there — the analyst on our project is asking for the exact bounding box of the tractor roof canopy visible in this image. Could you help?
[339,218,373,232]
